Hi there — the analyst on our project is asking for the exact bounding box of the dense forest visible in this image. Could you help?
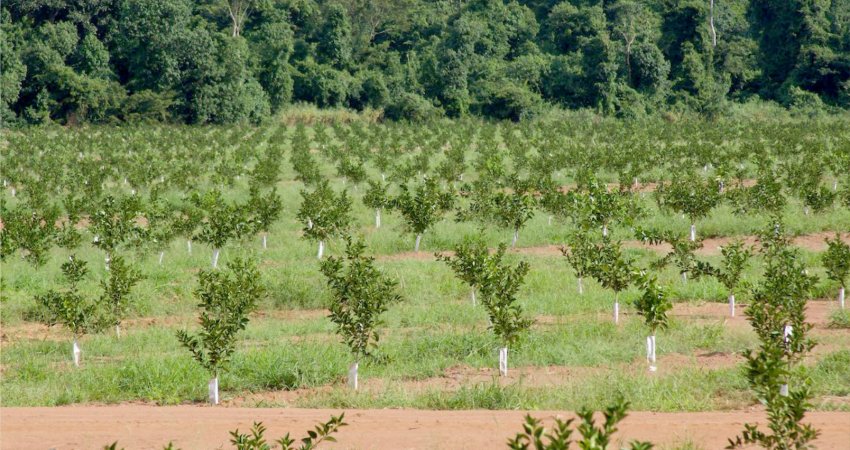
[3,0,850,124]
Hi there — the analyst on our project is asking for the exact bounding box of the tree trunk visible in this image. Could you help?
[105,251,111,271]
[115,324,121,338]
[262,233,267,250]
[647,334,657,372]
[317,240,325,259]
[577,277,584,295]
[690,223,696,241]
[72,338,81,367]
[414,234,422,252]
[209,375,219,405]
[187,240,192,254]
[511,229,519,248]
[839,286,845,309]
[471,289,476,306]
[375,209,381,228]
[212,248,221,269]
[158,251,165,265]
[614,293,620,325]
[348,360,359,390]
[498,346,508,377]
[729,293,736,317]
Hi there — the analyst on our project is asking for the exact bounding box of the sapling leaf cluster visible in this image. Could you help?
[821,234,849,309]
[476,243,533,376]
[437,232,491,306]
[390,177,454,252]
[176,258,265,404]
[100,255,143,337]
[729,225,819,449]
[297,180,353,259]
[320,237,401,389]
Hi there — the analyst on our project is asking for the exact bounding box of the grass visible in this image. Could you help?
[1,122,848,412]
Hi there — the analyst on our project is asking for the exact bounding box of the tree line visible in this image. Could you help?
[3,0,850,123]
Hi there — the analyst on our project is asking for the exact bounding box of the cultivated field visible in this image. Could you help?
[1,116,849,449]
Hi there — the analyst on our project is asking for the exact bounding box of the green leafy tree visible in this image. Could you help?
[561,231,596,295]
[230,414,347,450]
[35,255,99,367]
[192,190,251,268]
[696,240,753,316]
[632,272,671,371]
[391,177,454,252]
[0,201,59,267]
[177,258,264,404]
[490,187,537,248]
[362,179,390,229]
[248,186,282,250]
[478,244,533,377]
[320,237,401,390]
[508,398,653,450]
[91,195,144,270]
[822,234,850,309]
[591,237,633,325]
[100,255,142,338]
[437,233,490,306]
[729,228,819,449]
[655,172,721,241]
[296,181,353,259]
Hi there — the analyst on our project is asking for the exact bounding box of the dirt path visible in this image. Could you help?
[383,231,850,261]
[2,406,848,449]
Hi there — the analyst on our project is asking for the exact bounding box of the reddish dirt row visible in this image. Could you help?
[382,231,850,261]
[2,406,849,449]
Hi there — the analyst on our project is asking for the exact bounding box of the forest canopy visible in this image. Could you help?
[3,0,850,124]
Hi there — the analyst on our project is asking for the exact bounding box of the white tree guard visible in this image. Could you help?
[72,338,81,367]
[348,361,359,390]
[209,377,219,404]
[498,347,508,377]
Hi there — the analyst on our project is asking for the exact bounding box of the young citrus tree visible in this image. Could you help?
[561,231,596,295]
[730,236,819,449]
[478,244,533,376]
[390,177,454,252]
[177,258,265,404]
[35,255,100,366]
[362,179,390,229]
[90,194,144,270]
[296,181,353,259]
[247,186,282,250]
[437,232,490,306]
[490,187,537,248]
[695,239,753,316]
[320,237,402,389]
[632,272,672,371]
[822,234,849,309]
[591,237,633,325]
[192,190,251,268]
[100,255,142,337]
[655,172,721,241]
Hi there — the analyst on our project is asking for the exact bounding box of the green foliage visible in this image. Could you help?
[508,398,653,450]
[437,233,490,294]
[296,181,352,244]
[230,414,347,450]
[729,228,820,449]
[100,256,143,329]
[655,172,721,225]
[248,186,283,235]
[822,234,850,288]
[561,231,596,280]
[696,240,753,294]
[477,244,532,347]
[591,238,633,295]
[391,177,454,244]
[90,195,144,259]
[632,272,672,334]
[35,255,99,337]
[0,200,59,266]
[191,190,251,250]
[176,258,264,376]
[320,237,401,359]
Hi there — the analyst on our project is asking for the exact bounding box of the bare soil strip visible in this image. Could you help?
[2,406,848,449]
[382,231,850,261]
